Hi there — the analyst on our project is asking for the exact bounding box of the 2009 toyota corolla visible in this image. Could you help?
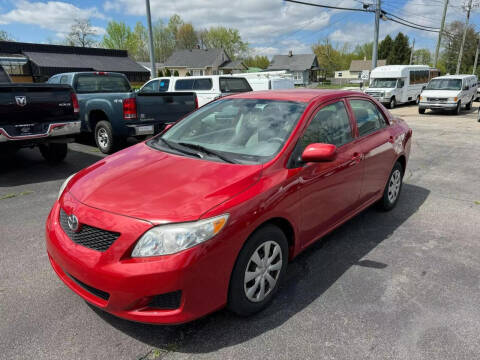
[46,90,412,324]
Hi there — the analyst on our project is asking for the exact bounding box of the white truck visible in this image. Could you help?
[365,65,430,109]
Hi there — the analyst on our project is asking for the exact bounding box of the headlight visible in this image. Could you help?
[57,173,76,200]
[448,97,458,102]
[132,214,229,257]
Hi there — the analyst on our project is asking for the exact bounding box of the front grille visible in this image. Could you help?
[149,291,182,310]
[367,92,383,98]
[59,209,120,252]
[427,97,447,102]
[66,273,110,301]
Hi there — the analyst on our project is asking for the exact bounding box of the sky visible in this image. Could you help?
[0,0,479,58]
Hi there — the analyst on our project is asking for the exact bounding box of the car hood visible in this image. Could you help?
[68,143,263,224]
[421,90,460,98]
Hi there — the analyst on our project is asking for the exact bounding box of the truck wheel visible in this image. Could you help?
[418,108,425,114]
[465,97,473,110]
[388,97,396,109]
[95,121,115,154]
[415,95,420,105]
[39,143,68,164]
[453,101,461,115]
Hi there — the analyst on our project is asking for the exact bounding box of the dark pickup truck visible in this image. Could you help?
[0,65,80,164]
[48,72,197,154]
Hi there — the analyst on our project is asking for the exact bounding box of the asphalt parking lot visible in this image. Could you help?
[1,104,480,360]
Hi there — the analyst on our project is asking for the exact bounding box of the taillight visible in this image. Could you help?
[194,95,199,109]
[71,92,79,114]
[95,72,108,76]
[123,98,137,120]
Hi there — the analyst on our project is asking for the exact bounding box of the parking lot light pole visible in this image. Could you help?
[372,0,381,70]
[145,0,156,79]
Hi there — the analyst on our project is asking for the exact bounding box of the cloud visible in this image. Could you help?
[0,1,106,37]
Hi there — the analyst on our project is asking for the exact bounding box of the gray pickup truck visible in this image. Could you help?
[48,72,197,154]
[0,65,80,164]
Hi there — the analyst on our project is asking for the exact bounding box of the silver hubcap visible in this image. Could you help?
[97,128,109,149]
[244,241,283,303]
[388,169,401,203]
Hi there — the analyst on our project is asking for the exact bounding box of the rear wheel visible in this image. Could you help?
[39,143,68,164]
[378,161,403,211]
[95,121,118,154]
[465,97,473,110]
[228,225,288,316]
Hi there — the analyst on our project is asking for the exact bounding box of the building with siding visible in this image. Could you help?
[0,41,149,84]
[267,52,320,86]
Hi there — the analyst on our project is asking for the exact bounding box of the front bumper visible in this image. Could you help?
[0,121,81,143]
[46,193,235,324]
[419,102,458,110]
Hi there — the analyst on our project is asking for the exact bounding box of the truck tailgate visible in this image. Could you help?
[0,84,77,128]
[136,92,197,124]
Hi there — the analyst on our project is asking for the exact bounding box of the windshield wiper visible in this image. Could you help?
[178,142,237,164]
[158,138,201,158]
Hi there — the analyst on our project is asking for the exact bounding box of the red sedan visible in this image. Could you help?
[46,90,412,324]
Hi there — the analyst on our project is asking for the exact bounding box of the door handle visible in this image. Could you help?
[388,136,394,143]
[349,152,363,166]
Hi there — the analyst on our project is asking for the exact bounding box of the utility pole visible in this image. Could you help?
[434,0,449,68]
[409,39,415,65]
[473,38,480,74]
[145,0,156,79]
[372,0,381,70]
[456,0,474,75]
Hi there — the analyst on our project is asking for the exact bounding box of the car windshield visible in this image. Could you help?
[370,78,398,88]
[148,98,307,164]
[426,79,462,91]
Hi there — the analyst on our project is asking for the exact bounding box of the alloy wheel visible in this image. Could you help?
[244,241,283,303]
[388,169,402,203]
[97,128,109,149]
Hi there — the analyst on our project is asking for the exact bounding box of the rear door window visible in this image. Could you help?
[349,99,386,136]
[220,77,252,93]
[193,78,213,90]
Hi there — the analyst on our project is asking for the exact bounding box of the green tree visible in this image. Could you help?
[440,21,478,74]
[176,23,198,49]
[0,30,13,41]
[390,33,411,64]
[158,69,164,77]
[185,71,191,76]
[132,22,149,61]
[168,14,183,39]
[165,68,171,76]
[412,49,432,65]
[379,35,393,63]
[354,42,373,60]
[102,21,139,56]
[243,55,270,69]
[201,27,248,59]
[65,18,98,47]
[153,20,176,62]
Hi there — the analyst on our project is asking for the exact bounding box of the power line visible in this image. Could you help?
[284,0,373,12]
[382,11,440,30]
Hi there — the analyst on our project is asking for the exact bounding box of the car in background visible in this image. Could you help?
[0,65,80,163]
[365,65,430,109]
[46,90,412,324]
[48,72,197,154]
[139,75,252,107]
[419,74,478,115]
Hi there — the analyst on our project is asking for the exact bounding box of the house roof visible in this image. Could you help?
[267,54,318,71]
[220,60,247,70]
[350,59,386,72]
[164,48,230,68]
[23,51,148,73]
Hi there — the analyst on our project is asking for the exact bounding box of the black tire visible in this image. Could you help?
[39,143,68,165]
[378,161,403,211]
[228,225,288,317]
[418,108,425,114]
[415,96,420,105]
[466,97,474,110]
[453,101,461,115]
[388,97,396,109]
[94,121,116,154]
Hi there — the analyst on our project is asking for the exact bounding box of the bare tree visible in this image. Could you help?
[66,19,98,47]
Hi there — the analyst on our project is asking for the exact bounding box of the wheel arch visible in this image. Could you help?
[247,217,296,260]
[88,110,109,132]
[396,154,407,175]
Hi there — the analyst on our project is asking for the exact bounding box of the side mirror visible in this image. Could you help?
[301,143,337,163]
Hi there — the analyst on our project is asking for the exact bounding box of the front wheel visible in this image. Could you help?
[453,101,461,115]
[418,108,425,114]
[415,96,420,105]
[388,97,396,109]
[378,162,403,211]
[228,225,288,316]
[39,143,68,164]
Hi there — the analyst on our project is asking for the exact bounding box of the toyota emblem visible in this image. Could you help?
[67,213,80,232]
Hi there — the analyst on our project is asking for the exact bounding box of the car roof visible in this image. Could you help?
[433,74,477,80]
[226,89,366,103]
[150,75,246,81]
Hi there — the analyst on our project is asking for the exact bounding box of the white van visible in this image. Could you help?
[139,75,252,107]
[365,65,430,109]
[419,75,478,114]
